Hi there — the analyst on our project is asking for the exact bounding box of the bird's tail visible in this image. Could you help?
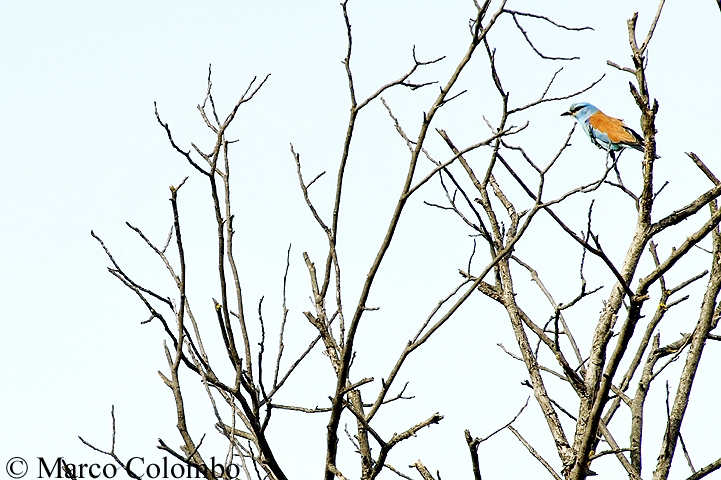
[627,141,661,158]
[627,142,645,153]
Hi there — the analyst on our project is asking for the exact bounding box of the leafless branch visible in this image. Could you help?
[508,426,563,480]
[501,9,593,71]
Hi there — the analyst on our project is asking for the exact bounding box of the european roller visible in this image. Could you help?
[561,102,645,159]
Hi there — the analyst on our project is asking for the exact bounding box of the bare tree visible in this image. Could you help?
[87,1,720,480]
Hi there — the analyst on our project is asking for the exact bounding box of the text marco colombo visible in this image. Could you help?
[34,457,244,479]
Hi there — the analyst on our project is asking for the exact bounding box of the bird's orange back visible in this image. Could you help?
[588,111,638,144]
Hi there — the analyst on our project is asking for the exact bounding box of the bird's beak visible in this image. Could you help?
[560,111,571,117]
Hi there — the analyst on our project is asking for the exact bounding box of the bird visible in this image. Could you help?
[561,102,645,159]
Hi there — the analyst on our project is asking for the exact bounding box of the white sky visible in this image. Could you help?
[1,1,720,479]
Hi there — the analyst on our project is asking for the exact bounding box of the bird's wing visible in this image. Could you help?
[588,111,642,145]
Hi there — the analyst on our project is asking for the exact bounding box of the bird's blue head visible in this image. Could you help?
[561,102,598,120]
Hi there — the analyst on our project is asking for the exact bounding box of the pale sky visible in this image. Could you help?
[1,1,720,479]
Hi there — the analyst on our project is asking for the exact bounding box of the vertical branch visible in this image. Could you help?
[319,0,357,302]
[653,205,721,480]
[160,178,212,477]
[629,334,659,475]
[222,137,254,382]
[465,430,483,480]
[272,245,292,389]
[570,8,664,477]
[627,11,660,218]
[207,134,242,381]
